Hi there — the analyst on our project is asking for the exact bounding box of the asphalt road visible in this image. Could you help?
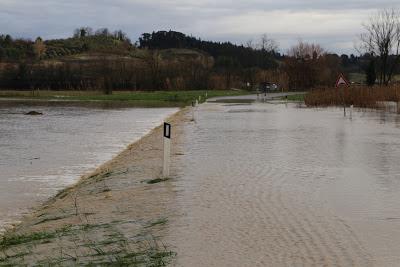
[207,92,305,102]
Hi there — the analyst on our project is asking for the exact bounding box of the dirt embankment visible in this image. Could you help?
[0,108,189,266]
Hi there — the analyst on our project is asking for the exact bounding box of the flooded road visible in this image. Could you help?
[0,104,178,232]
[168,102,400,266]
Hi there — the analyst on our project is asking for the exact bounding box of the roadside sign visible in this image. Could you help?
[163,122,171,178]
[164,123,171,139]
[335,73,350,117]
[335,73,350,88]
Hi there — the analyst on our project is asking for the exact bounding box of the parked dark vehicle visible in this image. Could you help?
[259,82,278,93]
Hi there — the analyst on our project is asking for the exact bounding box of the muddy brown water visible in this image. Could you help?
[0,104,178,232]
[167,102,400,266]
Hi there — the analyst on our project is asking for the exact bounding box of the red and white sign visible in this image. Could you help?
[335,73,350,87]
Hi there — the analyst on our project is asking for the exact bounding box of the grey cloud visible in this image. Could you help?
[1,0,400,53]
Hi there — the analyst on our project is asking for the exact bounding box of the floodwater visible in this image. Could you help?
[168,102,400,266]
[0,104,178,232]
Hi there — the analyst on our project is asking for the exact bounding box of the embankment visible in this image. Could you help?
[0,108,189,266]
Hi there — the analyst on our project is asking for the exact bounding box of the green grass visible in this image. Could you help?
[0,90,249,107]
[147,178,170,184]
[349,73,366,83]
[0,231,56,248]
[145,218,168,228]
[281,94,305,101]
[0,222,176,266]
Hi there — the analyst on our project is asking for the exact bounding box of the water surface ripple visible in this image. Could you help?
[0,105,177,232]
[168,103,400,266]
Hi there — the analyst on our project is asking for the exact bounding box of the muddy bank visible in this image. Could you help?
[0,108,188,266]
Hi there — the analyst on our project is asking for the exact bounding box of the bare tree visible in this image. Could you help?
[287,40,325,59]
[284,41,338,90]
[143,50,163,89]
[246,38,255,50]
[259,34,278,53]
[359,8,400,85]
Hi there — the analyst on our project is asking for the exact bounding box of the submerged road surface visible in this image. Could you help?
[167,101,400,266]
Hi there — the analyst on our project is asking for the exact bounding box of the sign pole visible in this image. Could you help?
[192,101,196,121]
[350,104,353,120]
[335,73,350,117]
[163,122,171,178]
[343,87,346,117]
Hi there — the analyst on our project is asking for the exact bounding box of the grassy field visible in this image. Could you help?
[348,73,400,84]
[0,90,249,107]
[281,94,305,102]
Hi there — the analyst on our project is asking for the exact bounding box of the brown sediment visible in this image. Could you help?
[166,103,379,267]
[0,108,189,266]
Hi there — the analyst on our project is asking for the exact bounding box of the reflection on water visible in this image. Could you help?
[0,104,177,232]
[168,103,400,266]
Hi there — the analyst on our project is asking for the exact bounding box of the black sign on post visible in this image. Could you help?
[164,123,171,139]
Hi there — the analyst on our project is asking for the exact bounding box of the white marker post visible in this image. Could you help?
[350,105,353,120]
[163,122,171,178]
[191,101,196,121]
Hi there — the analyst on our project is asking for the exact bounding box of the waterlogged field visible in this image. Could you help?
[0,104,178,232]
[168,102,400,266]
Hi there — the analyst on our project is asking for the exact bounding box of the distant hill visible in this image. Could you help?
[0,30,135,62]
[43,34,134,59]
[139,30,280,69]
[2,27,396,91]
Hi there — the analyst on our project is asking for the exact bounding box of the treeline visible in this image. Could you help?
[0,50,217,92]
[0,27,394,92]
[139,30,279,69]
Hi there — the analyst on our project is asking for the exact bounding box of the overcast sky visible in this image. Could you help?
[1,0,400,54]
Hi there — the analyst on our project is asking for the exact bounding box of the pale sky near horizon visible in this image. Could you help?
[1,0,399,54]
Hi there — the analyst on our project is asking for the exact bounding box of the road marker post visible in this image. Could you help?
[163,122,171,178]
[350,105,353,120]
[191,101,196,121]
[335,73,350,117]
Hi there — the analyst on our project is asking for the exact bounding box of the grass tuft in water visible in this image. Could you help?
[147,178,170,184]
[0,231,56,248]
